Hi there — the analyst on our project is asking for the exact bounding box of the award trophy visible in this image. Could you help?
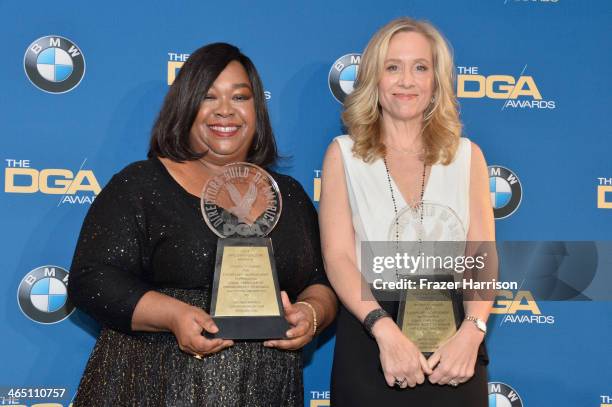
[201,162,288,340]
[390,202,465,356]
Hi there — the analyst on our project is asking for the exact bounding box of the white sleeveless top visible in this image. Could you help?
[335,135,472,280]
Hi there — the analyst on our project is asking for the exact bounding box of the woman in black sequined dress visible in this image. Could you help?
[68,43,337,407]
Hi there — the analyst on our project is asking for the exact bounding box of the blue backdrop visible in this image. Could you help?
[2,1,611,406]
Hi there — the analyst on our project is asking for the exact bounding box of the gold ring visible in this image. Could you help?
[193,354,203,360]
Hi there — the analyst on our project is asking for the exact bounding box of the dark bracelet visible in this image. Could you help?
[363,308,391,338]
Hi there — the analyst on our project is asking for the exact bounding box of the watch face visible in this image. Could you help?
[476,319,487,333]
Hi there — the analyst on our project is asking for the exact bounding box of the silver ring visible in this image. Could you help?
[394,377,407,386]
[449,379,459,387]
[193,353,203,360]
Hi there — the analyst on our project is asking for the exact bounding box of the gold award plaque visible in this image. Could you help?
[214,246,280,317]
[399,289,457,354]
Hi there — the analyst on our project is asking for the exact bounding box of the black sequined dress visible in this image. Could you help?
[68,157,328,407]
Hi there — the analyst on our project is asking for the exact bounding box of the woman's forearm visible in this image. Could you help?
[297,283,338,333]
[131,290,190,332]
[323,254,386,324]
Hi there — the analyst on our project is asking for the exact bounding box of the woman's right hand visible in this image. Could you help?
[169,303,234,358]
[372,318,432,388]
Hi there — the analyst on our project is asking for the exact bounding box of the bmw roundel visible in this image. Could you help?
[489,165,522,219]
[17,265,74,324]
[488,382,523,407]
[24,35,85,94]
[328,53,361,103]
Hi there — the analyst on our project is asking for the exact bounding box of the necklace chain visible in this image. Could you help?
[383,157,427,280]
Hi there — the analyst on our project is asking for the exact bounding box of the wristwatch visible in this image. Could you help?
[464,315,487,335]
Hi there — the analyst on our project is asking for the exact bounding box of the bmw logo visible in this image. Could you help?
[17,266,74,324]
[24,35,85,94]
[488,382,523,407]
[328,53,361,103]
[489,165,522,219]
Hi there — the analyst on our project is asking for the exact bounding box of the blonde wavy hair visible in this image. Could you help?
[342,17,462,165]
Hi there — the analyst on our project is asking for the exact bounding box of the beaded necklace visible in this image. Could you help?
[382,156,426,279]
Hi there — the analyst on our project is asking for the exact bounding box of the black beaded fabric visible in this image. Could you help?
[68,157,329,407]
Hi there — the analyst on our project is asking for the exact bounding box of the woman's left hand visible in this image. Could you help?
[427,321,484,386]
[263,291,315,350]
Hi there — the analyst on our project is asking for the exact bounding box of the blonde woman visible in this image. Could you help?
[320,18,494,406]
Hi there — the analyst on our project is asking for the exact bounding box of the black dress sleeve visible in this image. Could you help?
[68,172,154,334]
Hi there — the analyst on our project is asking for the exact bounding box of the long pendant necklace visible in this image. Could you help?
[383,157,427,280]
